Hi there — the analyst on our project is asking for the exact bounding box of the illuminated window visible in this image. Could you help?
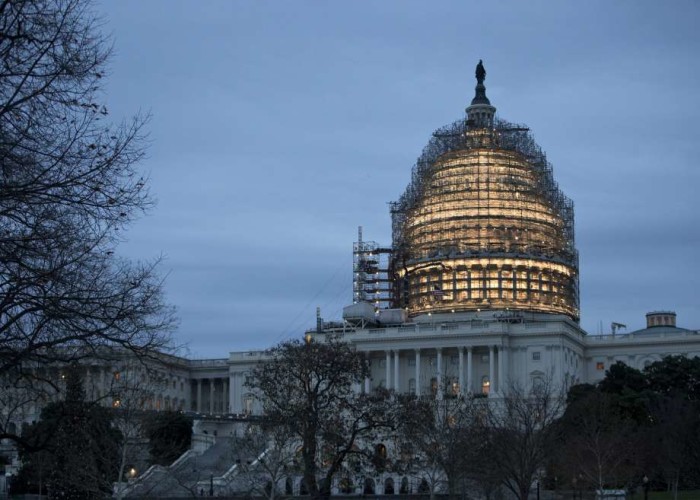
[596,362,605,371]
[113,371,120,381]
[481,376,490,395]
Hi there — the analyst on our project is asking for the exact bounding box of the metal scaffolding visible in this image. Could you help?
[389,116,580,321]
[353,226,394,310]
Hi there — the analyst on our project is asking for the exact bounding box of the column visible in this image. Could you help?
[458,347,464,395]
[393,350,400,392]
[385,351,392,390]
[229,373,236,414]
[498,346,504,394]
[209,378,215,414]
[489,346,495,397]
[502,346,509,394]
[223,377,229,413]
[196,379,202,413]
[415,350,421,396]
[436,348,443,400]
[467,347,473,394]
[84,367,92,400]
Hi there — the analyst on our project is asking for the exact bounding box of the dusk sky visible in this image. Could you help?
[97,1,700,358]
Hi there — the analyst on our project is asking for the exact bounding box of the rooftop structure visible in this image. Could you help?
[389,61,579,320]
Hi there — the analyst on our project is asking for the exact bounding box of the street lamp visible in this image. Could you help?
[642,475,649,500]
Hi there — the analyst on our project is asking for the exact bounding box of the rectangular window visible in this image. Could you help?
[596,362,605,371]
[532,352,541,361]
[408,358,415,366]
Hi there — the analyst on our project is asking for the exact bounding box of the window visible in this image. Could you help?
[113,371,121,381]
[408,379,416,394]
[532,376,544,392]
[451,355,459,365]
[481,376,490,395]
[596,362,605,371]
[244,395,254,415]
[532,351,541,361]
[408,358,415,366]
[481,355,489,363]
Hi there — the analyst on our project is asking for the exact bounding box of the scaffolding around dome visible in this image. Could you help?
[389,116,580,321]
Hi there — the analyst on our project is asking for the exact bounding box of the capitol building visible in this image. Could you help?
[11,62,699,420]
[3,62,699,495]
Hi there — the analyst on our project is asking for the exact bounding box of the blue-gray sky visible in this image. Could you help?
[98,1,700,358]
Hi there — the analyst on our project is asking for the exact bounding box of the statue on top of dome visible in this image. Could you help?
[476,59,486,84]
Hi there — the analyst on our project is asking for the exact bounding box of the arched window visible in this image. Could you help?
[400,477,409,494]
[384,477,395,495]
[418,478,430,494]
[363,478,375,495]
[339,477,353,494]
[373,442,388,472]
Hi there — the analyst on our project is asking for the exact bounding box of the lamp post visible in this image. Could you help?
[642,475,649,500]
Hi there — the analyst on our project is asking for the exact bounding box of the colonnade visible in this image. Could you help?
[193,377,229,414]
[364,345,509,397]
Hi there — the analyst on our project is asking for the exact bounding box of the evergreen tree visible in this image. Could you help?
[15,366,122,499]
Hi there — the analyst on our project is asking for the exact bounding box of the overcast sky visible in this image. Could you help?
[97,0,700,358]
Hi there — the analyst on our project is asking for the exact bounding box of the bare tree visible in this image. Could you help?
[232,421,300,500]
[478,379,564,500]
[394,391,488,500]
[111,363,169,500]
[0,0,175,444]
[247,336,395,500]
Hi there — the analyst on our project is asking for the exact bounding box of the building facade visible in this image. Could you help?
[2,63,699,495]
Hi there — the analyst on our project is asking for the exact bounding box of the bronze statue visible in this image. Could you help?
[476,59,486,84]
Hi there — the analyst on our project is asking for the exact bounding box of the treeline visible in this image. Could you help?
[10,367,193,498]
[554,356,700,495]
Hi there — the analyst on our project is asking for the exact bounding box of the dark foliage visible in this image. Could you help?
[143,411,192,466]
[556,356,700,493]
[13,367,122,498]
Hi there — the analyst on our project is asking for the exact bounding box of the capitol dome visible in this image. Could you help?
[389,61,579,321]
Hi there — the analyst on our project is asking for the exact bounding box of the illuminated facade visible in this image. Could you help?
[390,61,578,320]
